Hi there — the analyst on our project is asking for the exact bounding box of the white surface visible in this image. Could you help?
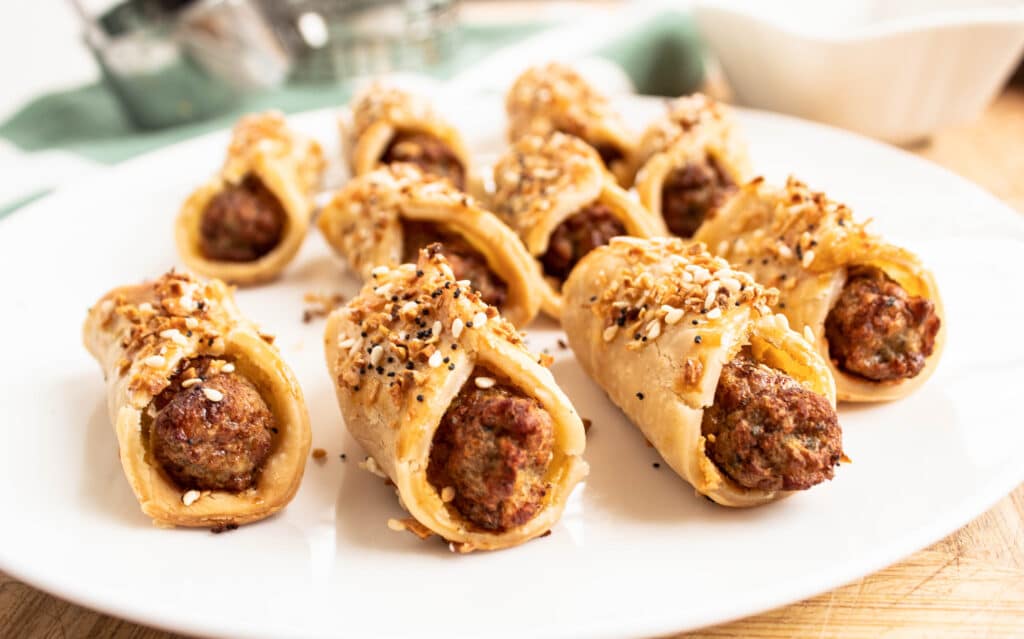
[692,0,1024,143]
[1,97,1023,639]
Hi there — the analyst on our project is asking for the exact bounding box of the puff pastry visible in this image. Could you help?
[317,163,543,327]
[695,177,945,402]
[562,237,842,506]
[490,132,665,319]
[632,93,751,238]
[343,83,471,190]
[176,111,325,285]
[324,246,588,551]
[82,270,311,527]
[506,63,635,185]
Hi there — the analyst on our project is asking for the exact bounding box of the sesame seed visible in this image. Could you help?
[647,321,662,340]
[416,394,424,402]
[428,351,443,368]
[801,249,815,267]
[371,265,390,277]
[603,325,619,342]
[159,328,188,346]
[185,317,198,329]
[803,325,816,343]
[338,337,356,349]
[451,318,464,338]
[706,307,723,320]
[202,387,224,402]
[475,376,496,389]
[664,307,684,325]
[181,378,203,388]
[441,486,455,502]
[694,335,703,344]
[456,279,471,287]
[432,320,442,336]
[138,302,154,312]
[473,312,487,328]
[636,392,645,400]
[144,355,165,368]
[221,363,235,373]
[386,518,406,532]
[182,490,201,506]
[370,345,384,366]
[400,301,418,315]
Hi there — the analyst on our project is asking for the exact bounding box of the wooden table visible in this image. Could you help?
[3,89,1022,639]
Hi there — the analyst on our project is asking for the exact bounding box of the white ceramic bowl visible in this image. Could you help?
[691,0,1024,144]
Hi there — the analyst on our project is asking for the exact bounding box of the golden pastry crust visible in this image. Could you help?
[317,163,543,327]
[489,132,665,318]
[176,112,325,286]
[694,177,946,402]
[82,270,312,527]
[561,237,836,507]
[505,63,635,185]
[632,94,751,227]
[342,84,472,182]
[323,247,588,552]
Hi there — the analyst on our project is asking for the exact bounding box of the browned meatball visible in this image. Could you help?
[151,372,275,492]
[660,156,735,238]
[540,202,627,282]
[402,221,508,308]
[701,357,842,492]
[383,132,465,190]
[427,378,554,531]
[825,267,941,382]
[200,175,285,262]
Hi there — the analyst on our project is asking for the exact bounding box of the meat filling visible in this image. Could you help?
[402,221,508,308]
[701,356,842,492]
[150,359,275,492]
[382,132,465,190]
[200,174,285,262]
[540,202,627,282]
[660,156,735,238]
[427,377,554,532]
[825,266,941,382]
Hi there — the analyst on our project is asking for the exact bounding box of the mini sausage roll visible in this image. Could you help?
[506,63,635,185]
[490,132,665,319]
[82,271,312,527]
[343,83,471,190]
[317,163,543,327]
[694,177,945,402]
[632,94,751,238]
[176,111,325,286]
[562,237,842,507]
[323,246,588,551]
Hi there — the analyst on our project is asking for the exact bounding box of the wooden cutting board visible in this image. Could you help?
[2,89,1022,639]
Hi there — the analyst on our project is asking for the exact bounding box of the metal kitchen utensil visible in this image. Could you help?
[71,0,291,129]
[258,0,460,83]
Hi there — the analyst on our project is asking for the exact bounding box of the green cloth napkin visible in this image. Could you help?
[0,11,702,216]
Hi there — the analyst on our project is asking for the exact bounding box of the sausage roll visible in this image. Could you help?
[323,246,588,551]
[343,83,471,190]
[82,270,312,527]
[632,94,750,238]
[317,163,543,327]
[490,132,665,319]
[506,63,635,185]
[694,177,945,402]
[562,237,843,507]
[176,111,325,286]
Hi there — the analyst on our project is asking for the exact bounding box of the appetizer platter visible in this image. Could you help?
[0,64,1022,638]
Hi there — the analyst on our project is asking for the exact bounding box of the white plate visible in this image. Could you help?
[2,97,1023,639]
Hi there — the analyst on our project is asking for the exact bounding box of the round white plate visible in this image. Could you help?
[1,96,1022,639]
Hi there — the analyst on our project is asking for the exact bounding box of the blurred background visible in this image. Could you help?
[2,0,1023,213]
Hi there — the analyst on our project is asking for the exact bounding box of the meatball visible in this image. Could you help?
[701,356,842,492]
[427,379,554,531]
[151,372,275,492]
[660,156,735,238]
[382,132,465,190]
[402,221,508,308]
[200,175,285,262]
[540,203,627,282]
[825,267,941,382]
